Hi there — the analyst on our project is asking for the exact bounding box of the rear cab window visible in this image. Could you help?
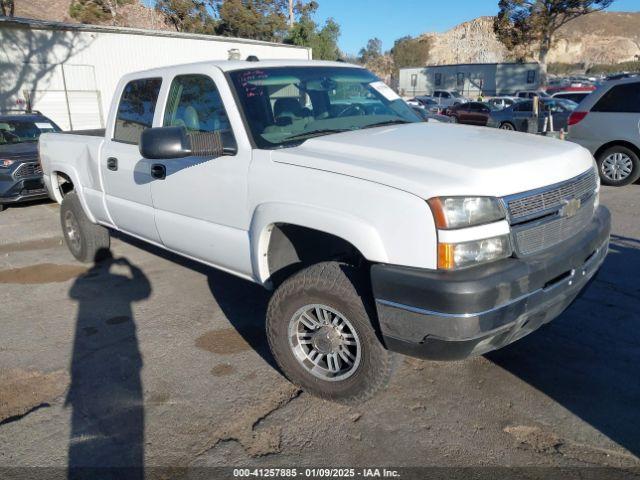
[113,77,162,144]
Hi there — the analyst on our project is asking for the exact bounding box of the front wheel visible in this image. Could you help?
[266,262,393,404]
[60,191,110,263]
[597,146,640,186]
[500,122,516,131]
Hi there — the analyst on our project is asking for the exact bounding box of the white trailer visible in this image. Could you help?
[0,17,311,130]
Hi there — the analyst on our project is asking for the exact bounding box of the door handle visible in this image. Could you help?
[150,164,166,180]
[107,157,118,171]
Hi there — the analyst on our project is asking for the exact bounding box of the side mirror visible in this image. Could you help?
[139,126,238,160]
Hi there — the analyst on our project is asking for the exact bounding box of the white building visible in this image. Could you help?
[399,62,541,98]
[0,17,311,130]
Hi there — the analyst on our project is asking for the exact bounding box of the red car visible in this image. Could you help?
[446,102,495,126]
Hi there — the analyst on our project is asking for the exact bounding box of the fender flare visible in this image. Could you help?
[249,202,388,285]
[49,165,97,224]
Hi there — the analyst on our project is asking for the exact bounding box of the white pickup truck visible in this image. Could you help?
[40,60,611,403]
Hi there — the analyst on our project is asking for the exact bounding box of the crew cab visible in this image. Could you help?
[39,60,611,403]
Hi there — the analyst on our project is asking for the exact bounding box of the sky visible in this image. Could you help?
[313,0,640,56]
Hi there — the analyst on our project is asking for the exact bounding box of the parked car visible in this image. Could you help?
[486,96,519,110]
[568,77,640,186]
[40,59,610,403]
[551,90,593,104]
[487,98,578,132]
[0,111,61,211]
[411,96,442,113]
[446,102,496,126]
[431,90,469,108]
[410,105,453,123]
[515,90,551,99]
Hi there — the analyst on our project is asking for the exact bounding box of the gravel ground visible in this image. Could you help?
[0,186,638,476]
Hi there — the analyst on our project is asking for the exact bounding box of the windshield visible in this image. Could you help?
[0,119,60,145]
[228,67,420,149]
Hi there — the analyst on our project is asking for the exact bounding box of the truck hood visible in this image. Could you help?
[271,123,594,198]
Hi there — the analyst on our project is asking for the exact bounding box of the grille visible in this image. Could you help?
[506,169,597,223]
[13,162,43,179]
[513,197,595,256]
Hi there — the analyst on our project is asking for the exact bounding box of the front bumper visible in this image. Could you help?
[371,206,611,360]
[0,170,48,205]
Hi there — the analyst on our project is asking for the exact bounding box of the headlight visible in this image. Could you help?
[438,235,512,270]
[0,159,16,168]
[428,196,506,229]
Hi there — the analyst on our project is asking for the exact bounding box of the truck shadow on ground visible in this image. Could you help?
[111,233,277,370]
[66,249,150,479]
[486,234,640,459]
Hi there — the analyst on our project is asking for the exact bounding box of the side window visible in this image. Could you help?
[113,78,162,144]
[441,92,450,99]
[434,74,442,87]
[163,74,232,133]
[515,101,533,112]
[593,83,640,113]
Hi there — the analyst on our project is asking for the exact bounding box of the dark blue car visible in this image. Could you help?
[0,112,61,211]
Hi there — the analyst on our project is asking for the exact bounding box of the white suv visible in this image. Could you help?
[568,77,640,186]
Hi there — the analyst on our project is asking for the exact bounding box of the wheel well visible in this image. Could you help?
[54,172,74,199]
[265,224,366,287]
[594,141,640,161]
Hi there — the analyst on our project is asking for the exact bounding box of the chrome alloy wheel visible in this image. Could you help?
[288,304,362,382]
[64,210,82,255]
[601,152,633,182]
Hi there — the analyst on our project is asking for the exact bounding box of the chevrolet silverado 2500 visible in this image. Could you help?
[39,60,611,403]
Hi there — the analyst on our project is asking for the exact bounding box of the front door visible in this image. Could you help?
[101,77,163,243]
[149,69,252,275]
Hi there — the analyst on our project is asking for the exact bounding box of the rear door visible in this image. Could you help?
[101,77,162,242]
[589,82,640,147]
[512,101,533,131]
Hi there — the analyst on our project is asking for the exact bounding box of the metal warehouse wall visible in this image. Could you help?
[0,19,311,130]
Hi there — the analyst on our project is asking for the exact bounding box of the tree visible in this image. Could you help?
[69,0,134,25]
[0,0,14,17]
[155,0,217,33]
[286,7,340,60]
[358,37,383,64]
[494,0,614,85]
[390,35,431,72]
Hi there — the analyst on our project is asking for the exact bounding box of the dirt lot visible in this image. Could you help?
[0,186,638,475]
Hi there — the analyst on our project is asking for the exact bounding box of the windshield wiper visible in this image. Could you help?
[361,119,411,129]
[282,128,352,143]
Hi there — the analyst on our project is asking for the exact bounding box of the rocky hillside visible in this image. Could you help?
[14,0,171,31]
[420,11,640,66]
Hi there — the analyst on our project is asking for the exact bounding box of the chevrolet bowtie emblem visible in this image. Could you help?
[561,198,581,218]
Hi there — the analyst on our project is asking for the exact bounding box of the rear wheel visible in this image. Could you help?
[267,262,393,404]
[597,146,640,186]
[60,191,110,263]
[500,122,516,131]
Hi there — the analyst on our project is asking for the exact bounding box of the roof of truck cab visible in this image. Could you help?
[122,60,364,79]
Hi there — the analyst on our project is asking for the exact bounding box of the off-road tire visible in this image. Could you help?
[266,261,393,404]
[60,191,110,263]
[596,145,640,187]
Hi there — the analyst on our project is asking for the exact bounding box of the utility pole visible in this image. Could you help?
[288,0,294,27]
